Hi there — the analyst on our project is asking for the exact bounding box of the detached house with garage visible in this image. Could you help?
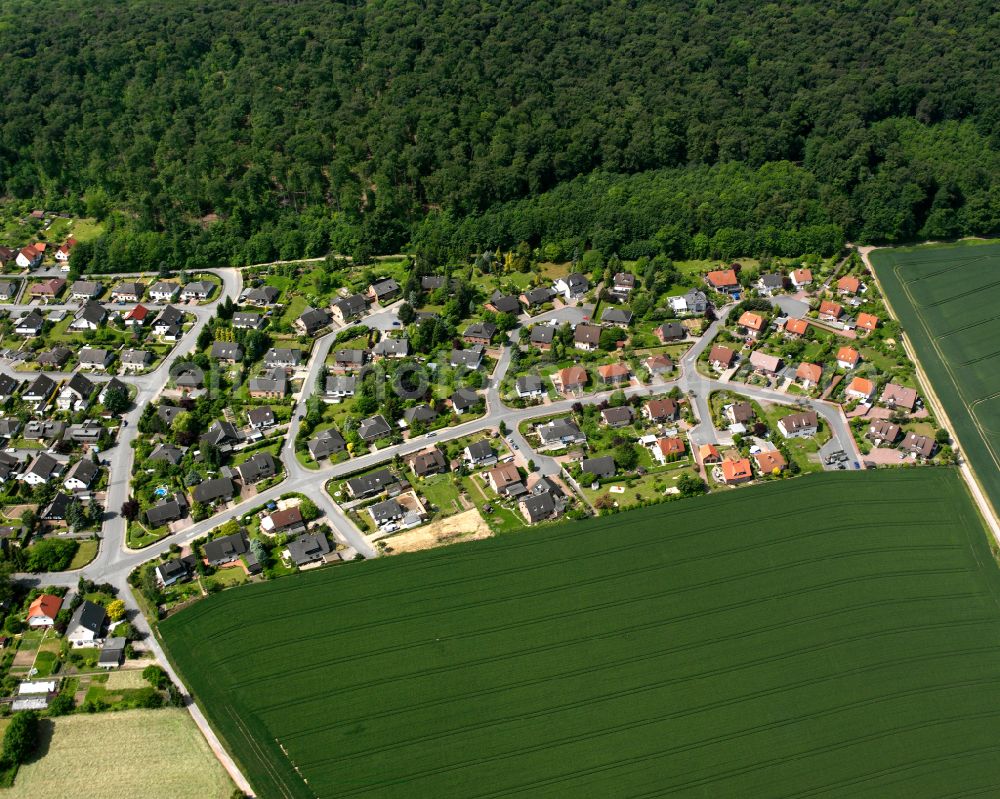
[330,293,368,325]
[777,411,819,439]
[70,301,107,331]
[553,272,589,301]
[148,281,181,302]
[67,601,106,647]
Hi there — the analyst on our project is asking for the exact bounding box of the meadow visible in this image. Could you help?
[161,469,1000,799]
[5,710,233,799]
[871,241,1000,515]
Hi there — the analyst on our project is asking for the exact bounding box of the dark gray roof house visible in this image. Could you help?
[286,533,332,567]
[345,468,398,498]
[521,286,555,307]
[403,404,437,425]
[191,477,235,505]
[23,373,56,402]
[464,440,496,466]
[580,455,616,480]
[145,493,188,527]
[210,342,244,362]
[451,388,481,412]
[149,444,184,465]
[308,428,346,460]
[358,414,392,442]
[488,292,521,315]
[600,307,633,327]
[247,407,276,429]
[450,346,484,369]
[368,498,404,525]
[236,452,277,484]
[37,346,71,367]
[233,312,264,329]
[331,293,368,322]
[530,326,555,346]
[203,530,249,565]
[520,492,556,523]
[67,600,106,644]
[295,306,330,335]
[201,420,241,449]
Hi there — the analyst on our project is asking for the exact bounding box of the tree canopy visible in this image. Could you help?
[0,0,998,267]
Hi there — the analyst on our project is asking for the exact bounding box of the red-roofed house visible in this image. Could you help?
[553,366,587,394]
[652,437,685,464]
[705,269,739,292]
[597,363,630,385]
[55,238,78,262]
[845,376,875,402]
[708,345,736,371]
[784,318,809,337]
[699,444,721,464]
[737,311,766,338]
[819,300,843,321]
[720,458,753,484]
[790,268,813,288]
[753,450,787,475]
[836,346,860,369]
[28,593,63,628]
[124,304,149,326]
[16,244,44,269]
[837,275,861,295]
[856,313,878,334]
[29,277,65,299]
[796,362,822,389]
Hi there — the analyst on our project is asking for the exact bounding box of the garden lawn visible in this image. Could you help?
[5,710,233,799]
[161,469,1000,799]
[67,539,98,570]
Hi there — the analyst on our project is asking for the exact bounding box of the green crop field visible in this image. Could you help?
[161,469,1000,799]
[871,241,1000,515]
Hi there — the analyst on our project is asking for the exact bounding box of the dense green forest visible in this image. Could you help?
[0,0,998,269]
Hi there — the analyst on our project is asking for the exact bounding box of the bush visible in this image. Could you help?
[46,694,75,717]
[143,665,169,690]
[24,539,78,572]
[1,711,38,766]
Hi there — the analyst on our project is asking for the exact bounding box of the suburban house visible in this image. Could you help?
[529,326,555,350]
[610,272,636,299]
[737,311,766,338]
[23,373,57,405]
[597,362,630,385]
[236,452,277,485]
[450,346,484,369]
[652,436,685,464]
[818,300,843,321]
[308,428,346,461]
[98,638,127,670]
[486,292,521,315]
[67,601,107,647]
[867,420,901,445]
[358,415,392,442]
[247,407,276,430]
[66,422,103,444]
[0,280,18,301]
[486,463,525,496]
[0,374,18,403]
[553,272,589,301]
[330,293,368,325]
[368,498,406,529]
[201,420,242,450]
[784,318,809,337]
[70,280,101,300]
[669,289,708,315]
[464,441,497,468]
[836,346,860,370]
[580,456,616,480]
[55,238,77,263]
[285,533,332,567]
[78,347,113,370]
[15,310,44,336]
[373,338,408,359]
[24,420,65,441]
[121,349,153,371]
[654,322,686,343]
[28,277,65,300]
[16,244,44,269]
[552,365,587,394]
[519,492,557,524]
[644,398,678,422]
[900,432,936,459]
[123,304,149,326]
[148,281,181,302]
[27,594,63,628]
[233,312,264,330]
[837,275,861,296]
[705,269,740,295]
[699,444,722,464]
[324,375,356,400]
[601,406,634,428]
[573,324,602,351]
[880,383,918,412]
[181,280,215,301]
[345,469,398,499]
[21,452,61,485]
[520,286,556,309]
[155,556,195,587]
[644,354,673,376]
[777,411,819,438]
[191,477,235,506]
[790,268,812,288]
[403,404,437,426]
[294,307,330,336]
[152,305,184,338]
[367,278,401,304]
[463,322,497,346]
[796,362,823,389]
[720,458,754,484]
[708,345,736,371]
[537,418,585,447]
[845,376,875,402]
[753,450,787,475]
[450,388,481,414]
[727,401,754,425]
[240,285,281,306]
[261,507,305,536]
[111,282,143,302]
[332,349,367,373]
[421,276,447,291]
[70,300,107,331]
[600,307,632,328]
[210,342,244,363]
[757,274,785,296]
[203,530,249,566]
[407,447,447,478]
[264,348,302,369]
[249,371,288,398]
[748,351,782,376]
[856,313,879,334]
[149,444,184,465]
[57,373,95,411]
[64,458,99,492]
